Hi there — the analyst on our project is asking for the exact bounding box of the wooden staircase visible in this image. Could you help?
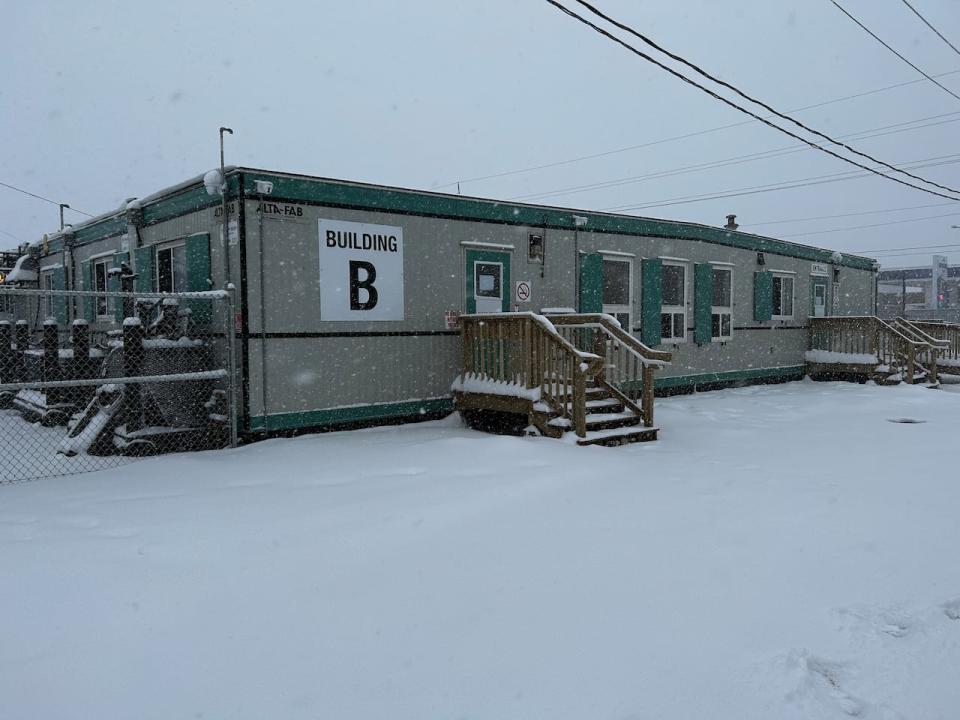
[453,312,671,446]
[534,379,659,445]
[808,316,947,385]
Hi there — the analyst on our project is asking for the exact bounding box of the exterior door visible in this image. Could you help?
[465,249,511,313]
[811,279,828,317]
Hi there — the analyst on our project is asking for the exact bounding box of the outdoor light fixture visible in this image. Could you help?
[834,268,841,283]
[757,252,766,266]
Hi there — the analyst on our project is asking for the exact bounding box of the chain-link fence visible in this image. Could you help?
[0,285,237,483]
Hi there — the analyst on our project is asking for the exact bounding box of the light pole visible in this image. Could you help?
[59,203,70,231]
[219,127,234,287]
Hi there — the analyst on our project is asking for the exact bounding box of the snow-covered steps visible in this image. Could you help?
[559,400,625,417]
[576,425,659,446]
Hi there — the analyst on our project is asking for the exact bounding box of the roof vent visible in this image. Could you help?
[724,214,739,231]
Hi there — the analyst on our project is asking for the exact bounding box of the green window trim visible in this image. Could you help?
[185,233,213,324]
[754,270,773,322]
[640,258,662,346]
[51,266,67,325]
[134,245,155,293]
[578,252,603,313]
[694,263,713,345]
[80,260,94,323]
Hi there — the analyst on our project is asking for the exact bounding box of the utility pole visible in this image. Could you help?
[59,203,69,231]
[219,127,234,287]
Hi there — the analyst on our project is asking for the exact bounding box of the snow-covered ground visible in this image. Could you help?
[2,380,959,719]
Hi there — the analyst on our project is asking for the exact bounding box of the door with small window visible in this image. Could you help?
[811,278,828,317]
[465,249,511,314]
[602,256,632,330]
[661,262,687,342]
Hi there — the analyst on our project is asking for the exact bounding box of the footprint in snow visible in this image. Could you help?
[801,655,866,717]
[944,599,960,621]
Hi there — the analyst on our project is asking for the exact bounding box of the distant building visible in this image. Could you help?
[877,255,960,320]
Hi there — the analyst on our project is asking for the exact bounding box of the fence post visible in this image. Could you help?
[226,288,239,449]
[71,319,90,375]
[0,320,11,382]
[123,317,144,432]
[573,370,587,438]
[642,364,655,428]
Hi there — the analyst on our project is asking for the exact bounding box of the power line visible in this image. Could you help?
[779,210,960,238]
[569,0,960,196]
[857,240,960,253]
[0,180,94,218]
[900,0,960,59]
[871,246,960,259]
[0,228,24,244]
[600,153,960,213]
[434,68,960,191]
[743,201,956,228]
[542,1,960,204]
[831,0,960,102]
[510,111,960,203]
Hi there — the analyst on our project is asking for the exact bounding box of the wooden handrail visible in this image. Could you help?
[546,312,672,428]
[892,317,950,348]
[545,313,673,364]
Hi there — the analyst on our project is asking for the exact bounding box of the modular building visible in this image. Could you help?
[3,168,879,437]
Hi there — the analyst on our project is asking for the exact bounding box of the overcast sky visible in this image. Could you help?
[3,0,960,267]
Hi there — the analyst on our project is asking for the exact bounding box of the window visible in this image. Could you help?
[93,258,111,318]
[474,262,501,299]
[661,262,687,341]
[40,272,54,319]
[772,273,794,318]
[528,233,543,263]
[711,266,733,340]
[157,244,187,293]
[0,291,11,314]
[602,257,632,330]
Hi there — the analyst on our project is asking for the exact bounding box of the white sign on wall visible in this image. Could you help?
[318,219,404,321]
[515,280,531,303]
[811,262,829,277]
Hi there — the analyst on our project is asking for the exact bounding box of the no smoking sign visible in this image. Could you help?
[515,280,532,303]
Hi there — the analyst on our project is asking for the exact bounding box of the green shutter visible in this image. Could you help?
[51,266,67,324]
[80,260,94,322]
[185,233,213,324]
[111,251,129,323]
[578,252,603,313]
[641,258,662,346]
[694,263,713,345]
[134,246,155,293]
[754,270,773,321]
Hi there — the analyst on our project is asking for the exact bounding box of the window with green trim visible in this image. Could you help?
[772,273,795,318]
[711,265,733,340]
[93,258,111,319]
[661,261,687,342]
[157,242,187,293]
[40,271,54,319]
